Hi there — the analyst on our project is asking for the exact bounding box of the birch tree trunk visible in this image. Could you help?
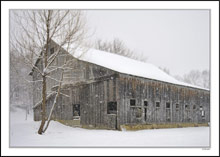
[38,11,50,134]
[43,71,64,133]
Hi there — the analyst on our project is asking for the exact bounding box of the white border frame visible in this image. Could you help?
[1,1,219,156]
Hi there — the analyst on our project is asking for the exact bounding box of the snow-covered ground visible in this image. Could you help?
[10,108,210,147]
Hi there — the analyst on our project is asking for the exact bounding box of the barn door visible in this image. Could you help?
[144,108,147,122]
[70,103,81,126]
[166,102,171,122]
[72,104,80,117]
[107,101,117,130]
[144,101,148,122]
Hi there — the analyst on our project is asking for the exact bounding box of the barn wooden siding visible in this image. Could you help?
[117,73,210,127]
[34,74,119,130]
[34,72,210,130]
[77,74,119,129]
[33,41,210,130]
[32,40,116,120]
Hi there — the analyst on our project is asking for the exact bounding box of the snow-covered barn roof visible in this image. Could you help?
[64,46,209,91]
[30,40,209,91]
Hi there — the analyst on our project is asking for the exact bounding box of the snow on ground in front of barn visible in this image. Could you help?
[10,108,210,147]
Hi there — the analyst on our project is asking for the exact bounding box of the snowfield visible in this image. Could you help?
[10,108,210,147]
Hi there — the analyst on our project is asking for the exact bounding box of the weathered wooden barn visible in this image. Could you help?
[31,40,210,130]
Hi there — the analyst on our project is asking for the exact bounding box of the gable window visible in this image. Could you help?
[156,102,160,108]
[166,102,170,109]
[107,101,117,114]
[50,47,54,55]
[144,101,148,107]
[130,99,136,106]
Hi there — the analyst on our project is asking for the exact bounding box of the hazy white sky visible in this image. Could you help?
[85,10,210,76]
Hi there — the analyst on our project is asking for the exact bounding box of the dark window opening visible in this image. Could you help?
[176,104,179,109]
[166,102,170,109]
[144,101,148,107]
[73,104,80,117]
[156,102,160,108]
[130,99,136,106]
[107,101,117,114]
[50,48,54,55]
[144,108,147,121]
[193,105,196,110]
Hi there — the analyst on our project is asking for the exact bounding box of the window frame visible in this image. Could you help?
[144,100,148,107]
[50,47,54,55]
[201,110,205,117]
[107,101,117,114]
[155,101,160,108]
[166,102,170,109]
[176,103,180,110]
[72,104,80,117]
[130,99,136,107]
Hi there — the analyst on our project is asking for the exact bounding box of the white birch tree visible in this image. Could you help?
[10,10,88,134]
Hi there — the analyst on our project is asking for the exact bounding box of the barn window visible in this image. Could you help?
[200,106,203,110]
[72,104,80,117]
[185,105,189,110]
[107,101,117,114]
[193,105,196,110]
[201,110,205,117]
[130,99,136,106]
[176,104,179,109]
[166,102,170,109]
[50,47,54,55]
[156,102,160,108]
[144,101,148,107]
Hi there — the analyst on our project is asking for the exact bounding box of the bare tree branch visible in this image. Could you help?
[10,10,88,134]
[94,38,148,62]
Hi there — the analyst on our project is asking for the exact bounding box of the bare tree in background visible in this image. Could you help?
[174,69,210,89]
[182,70,210,89]
[158,66,210,89]
[10,10,88,134]
[94,38,148,62]
[10,49,33,120]
[159,66,170,75]
[201,70,210,89]
[183,70,201,86]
